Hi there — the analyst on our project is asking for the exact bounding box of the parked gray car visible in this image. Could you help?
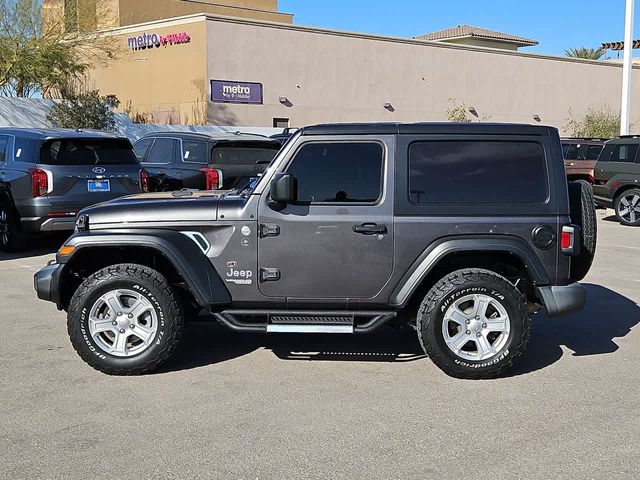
[34,123,594,379]
[0,128,146,251]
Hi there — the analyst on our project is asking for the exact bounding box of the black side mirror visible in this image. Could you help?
[270,173,298,204]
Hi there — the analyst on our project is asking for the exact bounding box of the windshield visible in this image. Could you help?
[211,144,280,166]
[40,138,138,166]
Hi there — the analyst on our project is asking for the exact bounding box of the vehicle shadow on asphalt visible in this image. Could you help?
[0,233,67,262]
[159,320,426,374]
[602,215,620,223]
[509,283,640,376]
[163,283,638,375]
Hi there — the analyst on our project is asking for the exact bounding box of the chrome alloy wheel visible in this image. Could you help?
[88,289,158,357]
[618,193,640,224]
[442,294,511,361]
[0,208,9,247]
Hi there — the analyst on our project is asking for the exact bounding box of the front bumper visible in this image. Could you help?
[34,261,64,307]
[536,282,586,317]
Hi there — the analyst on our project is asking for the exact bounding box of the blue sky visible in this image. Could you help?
[279,0,638,57]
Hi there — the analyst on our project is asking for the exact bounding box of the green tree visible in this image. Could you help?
[47,90,120,130]
[0,0,117,97]
[565,105,621,138]
[564,47,604,60]
[446,98,473,123]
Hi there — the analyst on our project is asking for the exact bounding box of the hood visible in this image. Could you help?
[80,191,221,228]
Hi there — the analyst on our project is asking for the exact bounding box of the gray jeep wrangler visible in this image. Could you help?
[34,123,595,379]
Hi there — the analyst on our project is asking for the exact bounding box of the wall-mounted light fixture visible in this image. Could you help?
[533,114,541,122]
[468,106,478,116]
[279,96,293,107]
[384,102,395,111]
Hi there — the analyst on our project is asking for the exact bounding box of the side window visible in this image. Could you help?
[564,144,580,160]
[0,136,8,163]
[409,141,548,204]
[611,143,639,163]
[145,138,176,164]
[182,140,207,164]
[133,138,153,161]
[585,145,604,160]
[286,142,384,203]
[598,145,613,162]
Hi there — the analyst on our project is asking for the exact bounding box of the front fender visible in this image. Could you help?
[389,236,551,307]
[58,229,231,307]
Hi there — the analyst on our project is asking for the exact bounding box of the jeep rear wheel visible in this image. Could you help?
[614,188,640,226]
[67,264,184,375]
[417,268,531,379]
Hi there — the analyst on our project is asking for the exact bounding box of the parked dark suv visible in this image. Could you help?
[133,132,282,192]
[0,128,145,251]
[561,137,607,184]
[35,123,594,379]
[593,136,640,226]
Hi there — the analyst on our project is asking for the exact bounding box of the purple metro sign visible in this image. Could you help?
[211,80,263,104]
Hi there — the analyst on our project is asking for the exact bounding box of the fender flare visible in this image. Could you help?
[389,236,550,307]
[60,230,231,307]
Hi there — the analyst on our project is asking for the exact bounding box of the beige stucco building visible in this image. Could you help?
[50,1,640,133]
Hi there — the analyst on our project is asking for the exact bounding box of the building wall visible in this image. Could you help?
[204,16,640,133]
[85,17,209,124]
[117,0,292,26]
[42,0,292,33]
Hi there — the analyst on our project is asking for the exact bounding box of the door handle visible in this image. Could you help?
[353,223,388,235]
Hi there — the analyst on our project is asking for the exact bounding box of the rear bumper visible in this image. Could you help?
[536,282,586,317]
[34,261,64,307]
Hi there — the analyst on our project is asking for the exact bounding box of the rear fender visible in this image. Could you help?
[390,236,551,307]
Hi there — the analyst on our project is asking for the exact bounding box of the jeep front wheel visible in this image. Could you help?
[417,268,531,379]
[67,264,184,375]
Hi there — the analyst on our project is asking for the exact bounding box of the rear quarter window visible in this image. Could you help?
[408,141,548,204]
[40,138,138,166]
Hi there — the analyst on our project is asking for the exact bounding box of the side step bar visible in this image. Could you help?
[212,311,396,334]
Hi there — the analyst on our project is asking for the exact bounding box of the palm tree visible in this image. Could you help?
[565,47,605,60]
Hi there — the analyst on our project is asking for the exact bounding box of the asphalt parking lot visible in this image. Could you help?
[1,210,639,479]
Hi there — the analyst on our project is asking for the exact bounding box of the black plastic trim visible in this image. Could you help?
[389,235,551,306]
[536,282,586,317]
[59,230,231,307]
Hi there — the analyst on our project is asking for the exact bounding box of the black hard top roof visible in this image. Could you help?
[301,122,557,136]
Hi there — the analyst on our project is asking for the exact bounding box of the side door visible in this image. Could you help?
[257,137,394,302]
[142,138,179,191]
[180,139,208,189]
[0,135,9,183]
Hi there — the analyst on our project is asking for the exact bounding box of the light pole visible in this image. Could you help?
[620,0,635,136]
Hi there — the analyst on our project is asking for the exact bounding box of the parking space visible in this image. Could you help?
[1,210,639,479]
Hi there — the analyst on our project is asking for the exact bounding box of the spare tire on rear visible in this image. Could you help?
[568,180,597,281]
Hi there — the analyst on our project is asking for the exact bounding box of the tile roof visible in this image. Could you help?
[416,25,538,47]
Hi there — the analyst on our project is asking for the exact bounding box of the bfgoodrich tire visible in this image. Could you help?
[417,269,531,380]
[568,180,597,281]
[614,188,640,227]
[67,264,184,375]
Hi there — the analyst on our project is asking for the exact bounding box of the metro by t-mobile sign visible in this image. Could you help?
[211,80,263,104]
[127,32,191,50]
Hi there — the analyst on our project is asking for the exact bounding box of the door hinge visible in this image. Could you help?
[260,268,281,282]
[259,223,280,238]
